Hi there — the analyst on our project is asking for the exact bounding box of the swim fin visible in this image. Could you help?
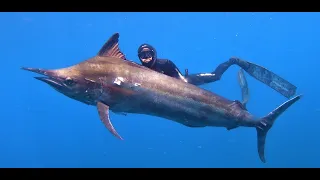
[233,58,297,98]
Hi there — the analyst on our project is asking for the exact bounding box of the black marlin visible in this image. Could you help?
[22,33,302,163]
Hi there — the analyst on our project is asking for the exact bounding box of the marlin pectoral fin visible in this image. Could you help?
[97,101,124,140]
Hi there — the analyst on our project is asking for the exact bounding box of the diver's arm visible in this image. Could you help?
[160,59,188,83]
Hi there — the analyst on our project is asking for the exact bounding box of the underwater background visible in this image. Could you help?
[0,12,318,168]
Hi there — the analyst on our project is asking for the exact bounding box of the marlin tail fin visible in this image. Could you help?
[256,94,302,163]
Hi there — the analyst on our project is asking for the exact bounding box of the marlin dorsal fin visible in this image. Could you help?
[97,33,126,60]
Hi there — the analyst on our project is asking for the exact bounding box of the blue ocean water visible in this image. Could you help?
[0,12,318,168]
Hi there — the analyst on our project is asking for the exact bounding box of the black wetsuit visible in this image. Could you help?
[141,57,245,88]
[138,44,247,86]
[137,43,296,99]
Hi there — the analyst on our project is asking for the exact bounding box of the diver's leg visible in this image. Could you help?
[185,67,251,109]
[186,57,297,98]
[185,59,232,86]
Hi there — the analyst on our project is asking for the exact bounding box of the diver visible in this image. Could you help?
[137,43,250,108]
[137,43,297,99]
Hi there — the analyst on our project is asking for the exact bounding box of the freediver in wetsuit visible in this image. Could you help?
[137,43,297,103]
[137,44,251,108]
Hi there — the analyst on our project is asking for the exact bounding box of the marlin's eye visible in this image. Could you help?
[65,77,75,86]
